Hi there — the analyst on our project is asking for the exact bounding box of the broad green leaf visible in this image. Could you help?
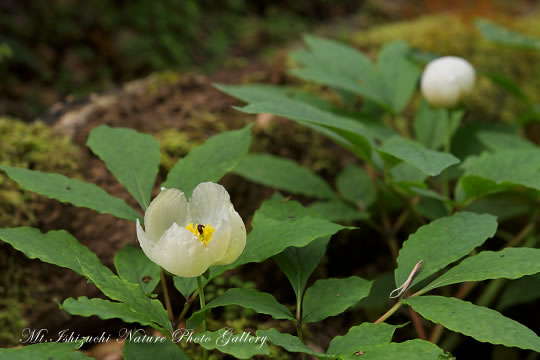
[462,193,533,222]
[114,245,160,295]
[414,101,462,150]
[327,322,400,356]
[62,296,153,326]
[0,228,171,332]
[0,165,140,222]
[404,296,540,352]
[476,131,536,152]
[358,272,396,308]
[459,150,540,199]
[163,125,252,198]
[199,330,270,359]
[173,276,197,300]
[290,35,388,108]
[208,199,349,280]
[188,288,294,328]
[483,72,532,105]
[497,273,540,310]
[302,276,372,323]
[341,340,453,360]
[233,154,335,199]
[378,136,460,176]
[307,201,368,222]
[476,18,540,50]
[274,236,331,298]
[422,248,540,293]
[377,41,421,113]
[123,339,188,360]
[0,341,91,360]
[0,227,104,277]
[77,259,172,332]
[256,328,329,358]
[217,83,395,158]
[228,216,348,269]
[395,212,497,288]
[336,164,376,209]
[87,125,160,210]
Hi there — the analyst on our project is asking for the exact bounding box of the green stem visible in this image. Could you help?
[197,276,208,360]
[296,295,303,342]
[441,110,453,205]
[374,300,403,324]
[161,271,174,325]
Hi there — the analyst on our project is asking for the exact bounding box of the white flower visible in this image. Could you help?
[136,182,246,277]
[420,56,476,108]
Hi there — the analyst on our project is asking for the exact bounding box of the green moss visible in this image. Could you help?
[0,117,81,227]
[155,128,195,171]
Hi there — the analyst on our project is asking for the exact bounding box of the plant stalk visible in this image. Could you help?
[161,271,174,325]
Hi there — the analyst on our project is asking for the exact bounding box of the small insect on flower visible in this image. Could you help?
[136,182,246,277]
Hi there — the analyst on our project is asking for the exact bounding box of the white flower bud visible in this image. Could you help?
[136,182,246,277]
[420,56,475,108]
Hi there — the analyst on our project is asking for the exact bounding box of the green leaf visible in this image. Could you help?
[233,154,335,199]
[404,296,540,352]
[414,100,462,150]
[336,164,376,209]
[459,150,540,199]
[87,125,160,210]
[378,136,460,176]
[0,228,171,332]
[123,339,188,360]
[61,296,153,326]
[199,330,270,359]
[327,322,400,356]
[188,288,294,328]
[0,165,140,222]
[274,236,331,298]
[302,276,372,323]
[77,258,172,332]
[476,131,536,152]
[462,193,533,222]
[173,276,197,300]
[476,18,540,50]
[162,125,252,198]
[422,248,540,293]
[0,341,91,360]
[341,340,453,360]
[290,35,388,108]
[0,227,105,277]
[308,201,369,222]
[497,273,540,310]
[483,72,532,105]
[377,41,421,113]
[256,328,329,358]
[114,245,160,295]
[228,216,348,269]
[395,212,497,288]
[239,100,374,159]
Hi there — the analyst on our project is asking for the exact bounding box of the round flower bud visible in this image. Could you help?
[421,56,475,108]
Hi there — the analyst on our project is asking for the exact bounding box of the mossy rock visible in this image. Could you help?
[0,117,81,227]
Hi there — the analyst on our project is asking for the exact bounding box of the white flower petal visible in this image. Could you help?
[144,188,188,242]
[188,182,233,226]
[214,208,246,265]
[158,223,212,277]
[207,219,231,264]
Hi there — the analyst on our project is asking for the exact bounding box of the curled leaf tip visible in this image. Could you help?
[390,260,424,299]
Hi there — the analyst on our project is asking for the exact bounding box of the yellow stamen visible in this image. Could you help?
[185,223,215,247]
